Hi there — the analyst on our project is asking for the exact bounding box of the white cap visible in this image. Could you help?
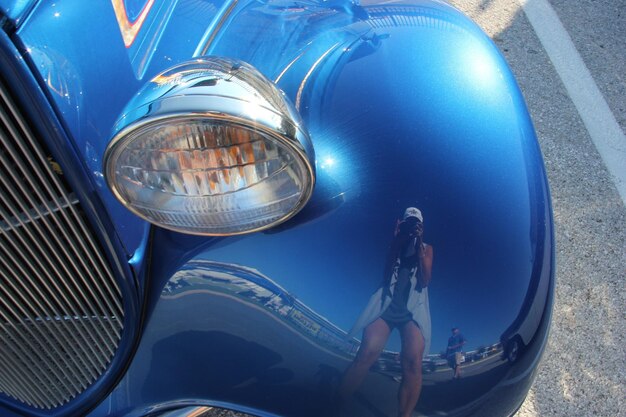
[403,207,423,222]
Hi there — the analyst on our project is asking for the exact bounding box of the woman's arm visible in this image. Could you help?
[420,244,434,287]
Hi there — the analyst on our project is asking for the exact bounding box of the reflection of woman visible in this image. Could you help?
[339,207,433,417]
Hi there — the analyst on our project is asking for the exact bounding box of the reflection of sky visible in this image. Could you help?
[190,15,537,354]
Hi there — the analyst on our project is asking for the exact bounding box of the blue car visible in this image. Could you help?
[0,1,554,416]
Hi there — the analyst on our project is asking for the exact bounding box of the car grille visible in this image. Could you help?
[0,79,124,410]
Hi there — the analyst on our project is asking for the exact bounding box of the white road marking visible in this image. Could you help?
[519,0,626,207]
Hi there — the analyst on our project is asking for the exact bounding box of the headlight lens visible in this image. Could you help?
[105,58,315,235]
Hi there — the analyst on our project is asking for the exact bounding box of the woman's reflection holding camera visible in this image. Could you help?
[339,207,433,417]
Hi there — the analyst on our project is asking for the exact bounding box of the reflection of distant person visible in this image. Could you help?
[446,328,466,379]
[339,207,433,417]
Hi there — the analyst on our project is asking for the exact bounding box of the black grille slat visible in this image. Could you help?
[0,155,118,361]
[0,89,123,336]
[0,117,123,324]
[0,298,78,397]
[0,88,123,315]
[0,79,124,409]
[0,234,107,376]
[0,245,94,394]
[0,193,79,232]
[0,335,50,408]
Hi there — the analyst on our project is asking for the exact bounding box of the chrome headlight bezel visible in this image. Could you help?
[104,57,315,236]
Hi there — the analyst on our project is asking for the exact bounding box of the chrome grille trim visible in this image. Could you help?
[0,80,124,409]
[0,194,79,232]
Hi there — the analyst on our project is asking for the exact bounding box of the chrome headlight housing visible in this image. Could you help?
[105,58,315,236]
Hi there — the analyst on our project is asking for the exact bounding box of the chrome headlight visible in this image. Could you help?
[105,58,315,235]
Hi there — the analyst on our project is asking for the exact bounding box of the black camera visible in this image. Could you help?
[399,216,421,236]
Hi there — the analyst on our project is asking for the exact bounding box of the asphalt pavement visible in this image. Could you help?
[206,1,626,416]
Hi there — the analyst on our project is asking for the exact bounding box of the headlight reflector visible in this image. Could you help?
[105,58,315,235]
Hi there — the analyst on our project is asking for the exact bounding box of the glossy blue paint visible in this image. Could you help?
[0,0,38,27]
[3,0,554,416]
[16,0,228,255]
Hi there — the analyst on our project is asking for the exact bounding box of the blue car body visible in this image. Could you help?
[0,1,554,416]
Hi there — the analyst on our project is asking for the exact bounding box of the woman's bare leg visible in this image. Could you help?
[398,321,425,417]
[338,318,391,400]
